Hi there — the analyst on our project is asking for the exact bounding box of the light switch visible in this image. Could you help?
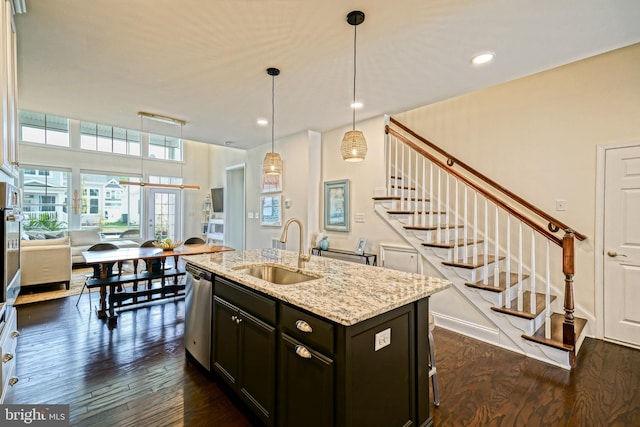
[248,212,254,219]
[355,213,365,223]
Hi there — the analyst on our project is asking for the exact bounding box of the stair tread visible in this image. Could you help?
[373,196,430,202]
[490,291,557,319]
[422,238,483,249]
[391,184,416,190]
[404,224,463,231]
[522,313,588,352]
[442,255,504,269]
[465,272,528,292]
[387,210,445,215]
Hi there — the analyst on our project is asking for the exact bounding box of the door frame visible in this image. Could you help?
[225,163,245,251]
[595,140,640,342]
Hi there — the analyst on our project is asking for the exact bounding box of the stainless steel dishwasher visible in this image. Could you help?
[184,263,213,371]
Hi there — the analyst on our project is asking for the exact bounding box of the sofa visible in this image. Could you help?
[68,229,140,265]
[21,236,72,289]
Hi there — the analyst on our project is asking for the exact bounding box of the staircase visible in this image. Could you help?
[374,118,588,369]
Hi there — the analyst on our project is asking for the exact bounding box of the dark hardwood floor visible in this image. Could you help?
[6,295,640,426]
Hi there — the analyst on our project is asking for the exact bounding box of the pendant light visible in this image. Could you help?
[262,67,283,175]
[341,10,367,162]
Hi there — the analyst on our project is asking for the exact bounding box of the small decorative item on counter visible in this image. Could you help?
[152,238,182,251]
[319,236,329,251]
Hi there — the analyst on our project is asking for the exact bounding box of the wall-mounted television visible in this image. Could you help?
[211,187,224,213]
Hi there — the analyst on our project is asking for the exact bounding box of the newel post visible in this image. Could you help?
[562,230,576,366]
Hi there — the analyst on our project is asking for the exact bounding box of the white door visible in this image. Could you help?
[147,188,182,242]
[604,144,640,347]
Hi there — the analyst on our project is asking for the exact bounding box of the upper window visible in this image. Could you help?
[149,134,182,161]
[19,111,69,147]
[80,121,141,155]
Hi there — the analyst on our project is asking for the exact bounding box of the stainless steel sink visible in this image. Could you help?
[233,264,321,285]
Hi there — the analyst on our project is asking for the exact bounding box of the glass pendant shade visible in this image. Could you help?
[341,130,367,162]
[263,151,283,175]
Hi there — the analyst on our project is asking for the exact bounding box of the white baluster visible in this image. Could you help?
[414,150,419,220]
[429,163,434,228]
[505,216,511,309]
[483,199,489,285]
[472,192,478,265]
[545,240,551,339]
[445,174,450,245]
[394,137,398,200]
[436,169,442,244]
[387,133,392,197]
[421,157,426,227]
[530,230,536,315]
[400,143,405,209]
[493,206,499,288]
[517,223,523,312]
[463,186,468,261]
[453,180,459,263]
[407,147,412,214]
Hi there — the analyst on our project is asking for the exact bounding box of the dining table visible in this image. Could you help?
[82,243,234,327]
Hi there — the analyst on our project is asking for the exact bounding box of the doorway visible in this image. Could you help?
[225,164,245,251]
[147,188,182,242]
[598,143,640,348]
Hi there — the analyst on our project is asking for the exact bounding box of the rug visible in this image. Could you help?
[15,267,93,306]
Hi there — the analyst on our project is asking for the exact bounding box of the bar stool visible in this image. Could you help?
[428,313,440,406]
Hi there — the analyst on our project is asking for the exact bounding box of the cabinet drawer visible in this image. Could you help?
[280,304,334,355]
[0,307,18,400]
[215,276,276,324]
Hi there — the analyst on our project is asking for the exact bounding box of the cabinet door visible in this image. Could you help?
[212,297,239,386]
[238,310,276,426]
[278,333,334,427]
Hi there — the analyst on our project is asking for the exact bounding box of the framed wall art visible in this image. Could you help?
[323,179,350,232]
[260,195,282,226]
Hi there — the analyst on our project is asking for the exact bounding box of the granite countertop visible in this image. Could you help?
[183,249,451,326]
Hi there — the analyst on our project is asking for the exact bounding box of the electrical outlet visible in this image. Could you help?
[556,199,567,211]
[374,328,391,351]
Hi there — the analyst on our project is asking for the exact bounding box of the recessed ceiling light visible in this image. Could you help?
[471,52,495,66]
[351,102,363,109]
[256,118,268,126]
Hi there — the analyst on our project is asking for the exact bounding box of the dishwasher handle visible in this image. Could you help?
[185,264,212,281]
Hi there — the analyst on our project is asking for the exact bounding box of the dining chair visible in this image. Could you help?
[184,237,205,244]
[76,242,119,307]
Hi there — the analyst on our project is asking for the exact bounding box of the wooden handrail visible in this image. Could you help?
[387,127,563,246]
[388,118,587,241]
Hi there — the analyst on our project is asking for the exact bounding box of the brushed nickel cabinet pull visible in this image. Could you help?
[296,320,313,333]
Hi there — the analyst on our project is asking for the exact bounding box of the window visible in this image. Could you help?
[20,168,70,234]
[80,173,141,235]
[80,121,141,155]
[149,134,182,161]
[19,111,69,146]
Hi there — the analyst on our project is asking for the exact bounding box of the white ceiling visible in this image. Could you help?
[14,0,640,150]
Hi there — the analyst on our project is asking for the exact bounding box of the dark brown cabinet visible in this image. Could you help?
[210,275,432,427]
[212,277,276,426]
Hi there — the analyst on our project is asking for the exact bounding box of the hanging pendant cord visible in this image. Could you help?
[271,73,275,153]
[352,24,357,131]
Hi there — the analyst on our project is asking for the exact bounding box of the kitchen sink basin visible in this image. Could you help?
[233,264,321,285]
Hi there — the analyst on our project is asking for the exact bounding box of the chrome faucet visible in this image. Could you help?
[280,218,311,268]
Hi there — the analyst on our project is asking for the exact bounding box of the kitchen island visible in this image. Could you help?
[183,249,450,427]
